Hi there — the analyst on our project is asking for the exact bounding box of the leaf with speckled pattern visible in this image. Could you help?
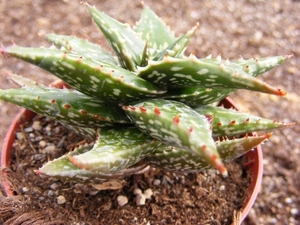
[163,55,291,106]
[2,46,165,102]
[134,6,177,57]
[234,55,292,77]
[45,34,118,65]
[164,87,233,107]
[152,24,198,61]
[145,133,271,172]
[38,144,149,181]
[86,4,145,71]
[194,106,294,137]
[69,127,162,173]
[123,99,227,175]
[137,55,286,96]
[0,85,131,128]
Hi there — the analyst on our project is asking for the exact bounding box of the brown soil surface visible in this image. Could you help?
[1,0,300,224]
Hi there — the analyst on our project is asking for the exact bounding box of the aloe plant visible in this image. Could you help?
[0,3,293,181]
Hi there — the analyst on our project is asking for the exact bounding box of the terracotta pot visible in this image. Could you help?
[1,82,263,223]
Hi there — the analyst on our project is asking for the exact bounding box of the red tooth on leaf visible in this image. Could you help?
[265,132,272,139]
[154,107,161,115]
[173,114,180,124]
[212,154,217,160]
[63,103,71,109]
[139,106,147,112]
[218,165,228,177]
[80,109,87,115]
[129,105,136,110]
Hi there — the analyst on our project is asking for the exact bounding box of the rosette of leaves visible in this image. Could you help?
[0,3,293,181]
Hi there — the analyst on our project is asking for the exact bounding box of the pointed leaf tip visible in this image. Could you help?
[220,167,228,177]
[277,89,287,96]
[265,132,273,139]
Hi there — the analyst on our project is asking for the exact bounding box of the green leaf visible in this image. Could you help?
[234,54,292,77]
[0,85,131,128]
[45,33,118,65]
[145,134,270,172]
[194,106,294,137]
[2,46,165,101]
[38,144,149,181]
[134,6,176,56]
[86,3,145,71]
[162,55,291,107]
[164,87,234,107]
[123,99,227,175]
[69,127,162,173]
[152,24,198,60]
[137,55,286,96]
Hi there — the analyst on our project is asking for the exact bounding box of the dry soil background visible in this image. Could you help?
[0,0,299,224]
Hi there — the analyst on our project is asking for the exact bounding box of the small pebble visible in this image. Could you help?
[153,179,161,185]
[219,185,226,191]
[291,208,299,215]
[43,145,56,154]
[89,190,99,196]
[35,136,43,142]
[117,195,128,207]
[133,188,142,195]
[24,127,33,133]
[144,188,153,199]
[45,125,52,132]
[16,132,24,140]
[22,187,29,193]
[39,140,47,148]
[48,190,54,196]
[50,183,59,190]
[284,197,293,204]
[136,194,146,206]
[57,195,66,204]
[32,121,42,131]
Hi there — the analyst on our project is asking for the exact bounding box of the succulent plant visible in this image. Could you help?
[0,3,293,181]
